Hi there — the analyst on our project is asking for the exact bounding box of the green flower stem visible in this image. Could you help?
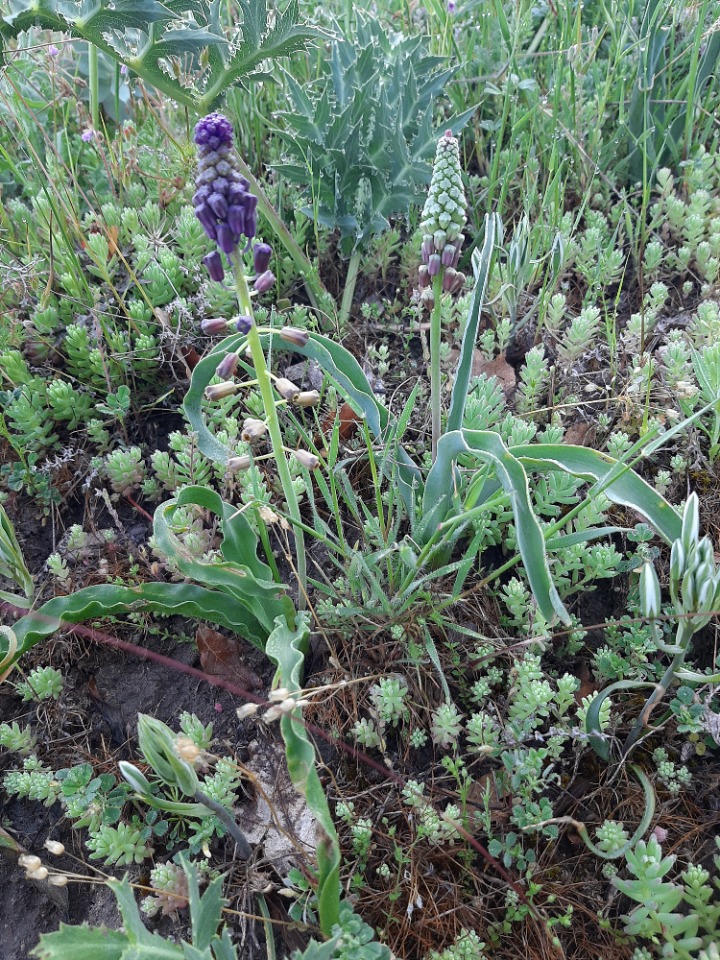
[229,251,306,610]
[193,788,251,859]
[88,42,100,130]
[338,249,362,329]
[430,274,444,462]
[622,619,696,757]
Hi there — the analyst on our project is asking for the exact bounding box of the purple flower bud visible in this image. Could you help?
[227,204,245,236]
[203,251,225,283]
[245,194,258,216]
[120,64,128,76]
[48,44,59,57]
[418,265,430,289]
[449,271,466,295]
[254,270,275,294]
[195,204,218,238]
[216,352,239,379]
[244,210,257,241]
[280,326,309,347]
[81,129,94,142]
[421,237,433,263]
[217,224,236,255]
[201,318,231,334]
[208,192,228,219]
[228,183,247,204]
[427,254,441,277]
[442,267,458,292]
[274,377,300,401]
[193,186,211,207]
[441,244,456,268]
[205,381,239,401]
[253,242,272,274]
[236,316,253,334]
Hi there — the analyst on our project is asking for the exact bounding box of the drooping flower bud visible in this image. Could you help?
[205,381,240,401]
[242,418,267,442]
[253,242,272,274]
[227,455,252,472]
[215,352,239,379]
[295,449,320,469]
[280,326,309,347]
[44,840,65,856]
[203,251,225,283]
[427,254,441,277]
[418,265,430,289]
[293,390,321,407]
[274,378,301,401]
[201,317,231,335]
[236,702,259,720]
[253,270,276,294]
[236,316,253,334]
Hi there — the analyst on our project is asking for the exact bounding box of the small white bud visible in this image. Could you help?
[269,687,290,701]
[236,702,260,720]
[263,705,283,722]
[18,855,42,872]
[48,874,68,887]
[27,866,49,881]
[44,840,65,856]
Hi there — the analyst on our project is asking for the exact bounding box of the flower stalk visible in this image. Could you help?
[229,250,307,608]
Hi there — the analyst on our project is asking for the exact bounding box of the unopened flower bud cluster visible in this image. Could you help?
[418,131,467,298]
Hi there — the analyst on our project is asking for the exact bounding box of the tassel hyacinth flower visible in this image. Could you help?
[193,111,312,607]
[420,131,468,463]
[193,113,273,294]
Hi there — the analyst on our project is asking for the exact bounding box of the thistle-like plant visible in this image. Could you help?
[275,13,473,324]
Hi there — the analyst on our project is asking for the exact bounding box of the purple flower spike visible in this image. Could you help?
[193,112,260,262]
[236,316,253,334]
[203,251,225,283]
[253,270,276,294]
[253,242,272,274]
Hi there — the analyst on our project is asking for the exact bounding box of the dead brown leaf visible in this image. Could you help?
[196,625,263,691]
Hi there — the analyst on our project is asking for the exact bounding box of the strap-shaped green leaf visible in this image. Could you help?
[265,614,340,936]
[153,495,289,636]
[447,213,499,433]
[510,443,682,544]
[11,581,268,662]
[424,429,570,624]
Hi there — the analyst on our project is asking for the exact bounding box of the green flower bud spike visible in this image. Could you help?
[420,131,467,462]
